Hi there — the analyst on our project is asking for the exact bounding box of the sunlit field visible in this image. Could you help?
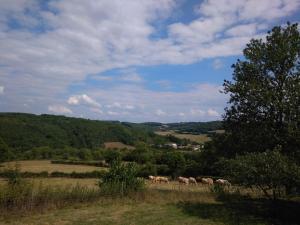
[0,160,107,173]
[0,160,299,225]
[155,131,211,143]
[1,179,297,225]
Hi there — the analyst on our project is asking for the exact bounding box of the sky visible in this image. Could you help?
[0,0,299,122]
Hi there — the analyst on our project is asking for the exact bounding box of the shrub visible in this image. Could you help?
[137,163,157,177]
[223,149,300,199]
[98,160,145,196]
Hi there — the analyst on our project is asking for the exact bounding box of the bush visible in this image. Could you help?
[163,151,186,178]
[103,150,122,165]
[223,149,300,199]
[99,160,145,196]
[137,163,157,177]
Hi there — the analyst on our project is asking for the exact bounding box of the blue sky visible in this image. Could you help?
[0,0,299,122]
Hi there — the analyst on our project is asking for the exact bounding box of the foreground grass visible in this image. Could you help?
[1,181,299,225]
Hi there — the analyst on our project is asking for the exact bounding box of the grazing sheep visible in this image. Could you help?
[189,177,197,185]
[148,175,156,183]
[216,179,231,186]
[156,176,169,183]
[178,176,189,185]
[201,178,214,185]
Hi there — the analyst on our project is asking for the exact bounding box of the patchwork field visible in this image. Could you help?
[155,130,211,143]
[0,160,107,173]
[104,142,135,149]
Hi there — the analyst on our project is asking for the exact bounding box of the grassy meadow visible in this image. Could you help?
[155,130,211,143]
[0,160,107,173]
[104,142,135,149]
[1,182,299,225]
[0,160,299,225]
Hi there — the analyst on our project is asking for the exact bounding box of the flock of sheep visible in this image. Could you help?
[148,175,231,186]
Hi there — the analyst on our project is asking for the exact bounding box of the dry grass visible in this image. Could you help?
[0,160,107,173]
[0,178,98,189]
[155,131,211,143]
[104,142,135,150]
[0,177,298,225]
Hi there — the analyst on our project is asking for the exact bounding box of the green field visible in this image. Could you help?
[104,142,135,149]
[0,181,295,225]
[0,160,298,225]
[155,130,211,143]
[0,160,107,173]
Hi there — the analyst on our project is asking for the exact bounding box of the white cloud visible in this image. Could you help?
[0,86,4,94]
[107,111,119,116]
[190,109,205,116]
[48,105,72,114]
[125,105,135,110]
[225,23,266,37]
[92,75,113,81]
[0,0,299,121]
[207,108,220,117]
[120,73,143,83]
[155,109,166,116]
[90,107,103,114]
[212,59,224,70]
[68,94,101,108]
[106,102,121,108]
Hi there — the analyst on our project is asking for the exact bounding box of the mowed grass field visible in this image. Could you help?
[104,142,135,149]
[156,130,211,143]
[0,160,107,173]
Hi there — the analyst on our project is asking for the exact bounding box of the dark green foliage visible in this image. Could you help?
[0,113,163,152]
[223,150,300,199]
[137,163,157,177]
[125,142,154,164]
[162,151,186,178]
[5,164,23,186]
[0,169,106,179]
[99,160,145,196]
[0,137,14,162]
[50,170,106,178]
[222,23,300,159]
[51,160,108,167]
[103,150,122,164]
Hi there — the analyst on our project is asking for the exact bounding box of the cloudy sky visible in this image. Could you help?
[0,0,299,122]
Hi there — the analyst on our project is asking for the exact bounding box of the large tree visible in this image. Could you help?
[222,23,300,160]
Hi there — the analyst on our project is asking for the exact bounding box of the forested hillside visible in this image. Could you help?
[0,113,162,151]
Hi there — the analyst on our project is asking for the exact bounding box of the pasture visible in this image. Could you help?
[0,161,299,225]
[156,130,211,143]
[1,179,299,225]
[104,142,135,149]
[0,160,107,173]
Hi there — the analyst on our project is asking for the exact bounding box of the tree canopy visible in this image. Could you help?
[222,23,300,160]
